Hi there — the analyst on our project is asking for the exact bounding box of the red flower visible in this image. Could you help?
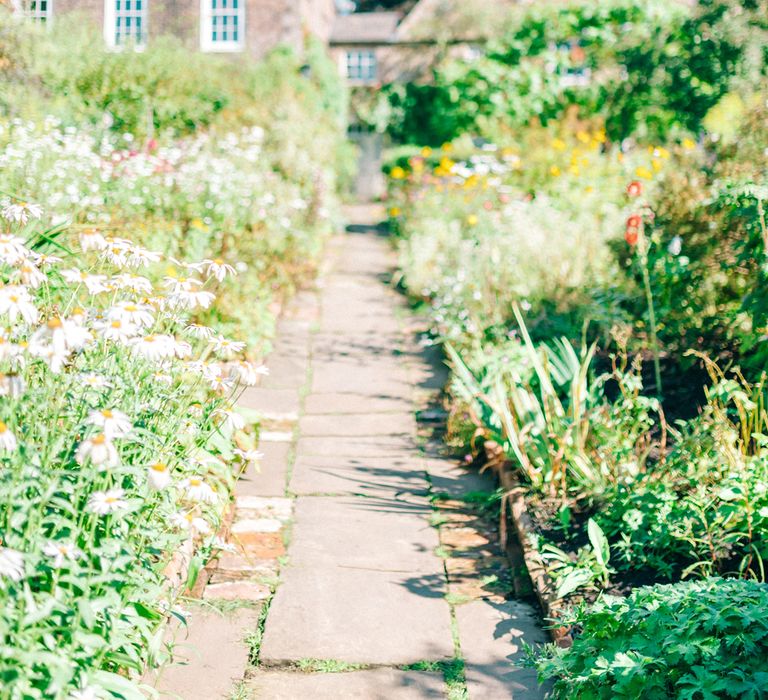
[625,214,642,246]
[626,181,643,197]
[625,228,639,246]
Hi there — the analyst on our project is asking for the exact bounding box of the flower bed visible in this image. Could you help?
[0,17,347,696]
[386,66,768,698]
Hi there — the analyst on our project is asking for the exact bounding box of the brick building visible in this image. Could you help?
[12,0,336,58]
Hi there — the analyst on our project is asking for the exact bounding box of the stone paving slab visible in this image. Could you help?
[286,496,438,570]
[299,412,415,437]
[304,392,413,415]
[455,600,547,699]
[249,669,445,699]
[311,363,412,396]
[259,354,308,390]
[295,435,414,458]
[261,565,453,665]
[235,441,290,497]
[150,607,260,700]
[290,456,429,496]
[238,387,301,419]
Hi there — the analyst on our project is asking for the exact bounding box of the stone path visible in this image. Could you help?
[154,205,547,699]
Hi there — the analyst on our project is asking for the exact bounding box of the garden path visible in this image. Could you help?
[154,205,546,699]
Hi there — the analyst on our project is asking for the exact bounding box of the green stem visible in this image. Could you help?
[640,249,663,398]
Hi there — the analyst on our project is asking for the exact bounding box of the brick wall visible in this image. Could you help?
[49,0,334,57]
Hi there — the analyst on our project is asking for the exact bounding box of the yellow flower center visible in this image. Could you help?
[101,409,113,419]
[189,478,202,487]
[92,434,106,445]
[151,462,167,472]
[0,421,7,433]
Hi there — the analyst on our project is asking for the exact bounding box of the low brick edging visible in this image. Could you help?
[484,446,572,647]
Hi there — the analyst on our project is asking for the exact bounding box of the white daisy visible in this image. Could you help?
[0,234,31,265]
[2,202,42,225]
[0,286,38,325]
[61,269,109,295]
[171,511,211,534]
[79,229,108,252]
[210,335,246,358]
[111,273,153,295]
[86,408,132,438]
[184,323,215,340]
[130,334,175,360]
[180,477,217,504]
[231,361,268,386]
[213,408,245,431]
[203,258,236,282]
[68,685,102,700]
[42,541,81,568]
[107,301,154,328]
[0,421,18,452]
[87,488,128,515]
[0,546,25,582]
[147,462,172,490]
[94,318,138,343]
[76,434,120,468]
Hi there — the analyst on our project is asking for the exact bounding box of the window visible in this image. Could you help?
[346,50,377,83]
[104,0,147,48]
[200,0,244,52]
[23,0,52,21]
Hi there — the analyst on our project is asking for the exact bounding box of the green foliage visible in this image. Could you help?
[535,578,768,699]
[381,0,768,145]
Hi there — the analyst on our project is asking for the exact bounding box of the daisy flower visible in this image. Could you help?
[79,229,108,252]
[16,259,46,289]
[131,333,175,360]
[0,421,18,452]
[0,234,31,265]
[213,407,245,431]
[203,258,236,282]
[42,541,81,568]
[180,477,217,504]
[77,373,112,390]
[61,269,110,295]
[234,448,264,462]
[171,511,211,534]
[94,317,139,343]
[184,323,215,340]
[68,686,102,700]
[107,301,154,328]
[111,273,153,295]
[2,201,42,225]
[0,546,25,582]
[87,488,128,515]
[231,361,268,386]
[210,335,245,358]
[147,462,171,490]
[76,433,119,468]
[0,286,38,325]
[86,408,132,438]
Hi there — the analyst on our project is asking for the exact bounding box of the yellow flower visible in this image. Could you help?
[421,146,432,157]
[576,130,590,144]
[682,138,696,150]
[652,158,663,172]
[636,166,653,180]
[389,207,401,217]
[568,164,580,176]
[552,138,567,151]
[550,165,561,177]
[585,185,594,193]
[466,214,478,226]
[593,129,607,143]
[441,142,453,152]
[390,166,406,180]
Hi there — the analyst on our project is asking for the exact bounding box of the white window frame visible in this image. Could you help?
[345,49,377,83]
[103,0,148,50]
[24,0,53,22]
[200,0,245,53]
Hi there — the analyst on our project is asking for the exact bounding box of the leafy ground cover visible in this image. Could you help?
[384,0,768,695]
[0,11,348,699]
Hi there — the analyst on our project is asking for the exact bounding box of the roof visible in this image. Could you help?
[330,11,402,44]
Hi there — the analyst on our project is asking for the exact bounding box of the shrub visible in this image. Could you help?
[535,578,768,698]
